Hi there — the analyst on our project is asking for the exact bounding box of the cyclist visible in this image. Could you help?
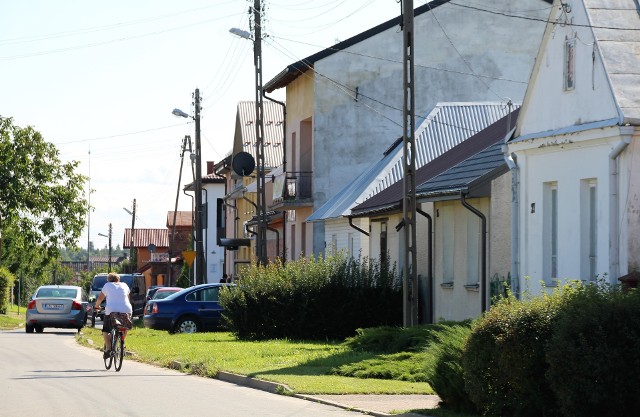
[94,272,133,359]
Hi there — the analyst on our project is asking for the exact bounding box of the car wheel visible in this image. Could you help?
[25,325,34,333]
[35,326,44,333]
[175,317,200,333]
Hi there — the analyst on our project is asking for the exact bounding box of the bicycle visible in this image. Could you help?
[97,307,128,372]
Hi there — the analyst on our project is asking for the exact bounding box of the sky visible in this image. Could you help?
[0,0,419,252]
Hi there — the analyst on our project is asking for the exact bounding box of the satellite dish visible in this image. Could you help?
[232,151,255,177]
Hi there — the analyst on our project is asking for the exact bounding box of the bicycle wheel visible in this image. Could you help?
[103,330,114,370]
[113,331,124,372]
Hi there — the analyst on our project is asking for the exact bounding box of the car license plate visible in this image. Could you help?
[44,304,64,310]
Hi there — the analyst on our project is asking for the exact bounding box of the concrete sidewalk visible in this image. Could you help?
[217,371,441,416]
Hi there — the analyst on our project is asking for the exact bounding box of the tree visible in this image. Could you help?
[0,116,88,269]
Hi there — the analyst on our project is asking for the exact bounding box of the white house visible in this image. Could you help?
[507,0,640,295]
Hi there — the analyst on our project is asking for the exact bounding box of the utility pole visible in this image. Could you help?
[402,0,419,326]
[167,135,192,286]
[129,199,136,273]
[253,0,268,266]
[194,89,205,284]
[108,223,112,272]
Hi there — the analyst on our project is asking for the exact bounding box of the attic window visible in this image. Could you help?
[564,37,576,91]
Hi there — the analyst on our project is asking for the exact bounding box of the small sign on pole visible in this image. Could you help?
[182,250,196,268]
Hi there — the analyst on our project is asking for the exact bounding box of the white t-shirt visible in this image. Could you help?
[101,281,133,315]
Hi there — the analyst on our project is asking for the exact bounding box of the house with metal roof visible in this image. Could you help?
[216,101,284,276]
[350,108,519,322]
[307,102,518,264]
[506,0,640,295]
[264,0,552,263]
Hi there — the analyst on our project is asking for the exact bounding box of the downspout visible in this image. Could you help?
[416,207,433,324]
[348,216,370,236]
[503,145,520,297]
[461,193,487,312]
[264,93,287,262]
[609,130,632,283]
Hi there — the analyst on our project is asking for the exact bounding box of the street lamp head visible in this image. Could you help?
[123,207,133,216]
[229,27,252,40]
[98,233,108,238]
[172,108,190,119]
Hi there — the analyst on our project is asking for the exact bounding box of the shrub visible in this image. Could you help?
[425,323,477,413]
[462,291,564,417]
[0,267,17,314]
[219,254,402,340]
[546,283,640,417]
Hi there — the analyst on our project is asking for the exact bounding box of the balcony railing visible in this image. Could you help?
[272,171,313,204]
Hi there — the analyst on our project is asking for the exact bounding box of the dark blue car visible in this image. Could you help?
[143,283,231,333]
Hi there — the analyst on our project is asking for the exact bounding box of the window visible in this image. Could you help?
[543,182,559,281]
[581,179,597,280]
[442,206,454,284]
[467,214,480,285]
[380,221,388,267]
[564,38,576,91]
[187,287,219,302]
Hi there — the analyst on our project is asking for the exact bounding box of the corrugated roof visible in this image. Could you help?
[236,101,284,169]
[416,139,509,199]
[123,228,169,248]
[166,211,192,228]
[351,108,520,217]
[308,103,517,221]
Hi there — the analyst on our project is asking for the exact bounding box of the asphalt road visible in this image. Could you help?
[0,328,368,417]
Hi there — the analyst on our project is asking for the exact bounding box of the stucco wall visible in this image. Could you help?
[517,1,619,138]
[204,182,225,283]
[432,198,490,322]
[489,173,512,281]
[311,0,550,257]
[512,133,616,295]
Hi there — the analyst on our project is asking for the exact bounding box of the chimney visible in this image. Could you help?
[207,161,214,175]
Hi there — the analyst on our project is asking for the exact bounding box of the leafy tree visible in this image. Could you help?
[0,116,88,270]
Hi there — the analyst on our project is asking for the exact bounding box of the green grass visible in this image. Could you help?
[0,304,25,330]
[77,323,432,395]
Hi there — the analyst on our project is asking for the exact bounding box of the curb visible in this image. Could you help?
[216,371,393,416]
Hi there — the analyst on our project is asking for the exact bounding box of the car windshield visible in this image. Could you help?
[36,288,77,298]
[152,290,178,300]
[91,276,108,291]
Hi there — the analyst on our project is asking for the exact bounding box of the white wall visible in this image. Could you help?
[311,0,550,254]
[511,132,616,294]
[516,0,619,138]
[203,182,226,284]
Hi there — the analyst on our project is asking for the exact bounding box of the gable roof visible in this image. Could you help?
[308,103,518,222]
[264,0,451,93]
[351,108,520,217]
[123,228,169,249]
[166,211,192,228]
[233,101,284,169]
[587,0,640,124]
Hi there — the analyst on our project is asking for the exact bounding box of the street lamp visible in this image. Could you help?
[98,223,112,272]
[230,0,268,266]
[172,92,205,284]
